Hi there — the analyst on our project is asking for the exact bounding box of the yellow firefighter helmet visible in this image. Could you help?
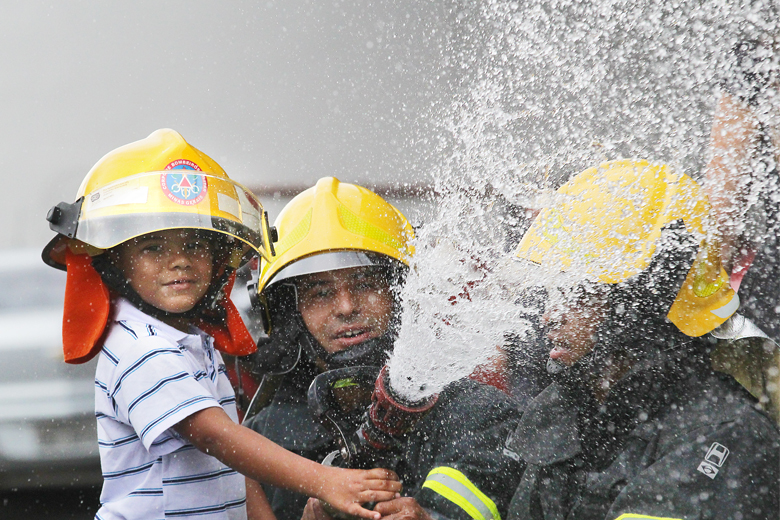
[257,176,415,297]
[43,128,274,269]
[42,129,268,364]
[515,158,738,337]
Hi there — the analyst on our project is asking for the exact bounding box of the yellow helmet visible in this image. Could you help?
[257,177,415,297]
[244,177,414,378]
[42,129,268,364]
[515,159,738,337]
[43,128,274,268]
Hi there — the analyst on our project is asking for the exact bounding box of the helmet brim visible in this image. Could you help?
[266,251,398,290]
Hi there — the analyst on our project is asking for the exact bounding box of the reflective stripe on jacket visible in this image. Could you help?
[423,466,502,520]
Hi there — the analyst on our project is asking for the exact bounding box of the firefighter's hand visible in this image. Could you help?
[302,498,332,520]
[373,497,433,520]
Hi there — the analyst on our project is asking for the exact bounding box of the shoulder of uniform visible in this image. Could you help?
[640,370,779,445]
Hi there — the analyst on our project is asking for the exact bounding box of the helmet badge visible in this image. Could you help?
[161,160,208,206]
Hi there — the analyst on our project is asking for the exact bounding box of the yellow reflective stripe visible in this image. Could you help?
[275,208,312,255]
[421,467,500,520]
[613,515,682,520]
[423,480,485,520]
[337,201,406,252]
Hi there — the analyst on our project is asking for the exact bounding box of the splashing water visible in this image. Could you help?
[387,0,778,401]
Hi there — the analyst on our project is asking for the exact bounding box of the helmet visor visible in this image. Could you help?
[73,171,273,259]
[266,251,396,289]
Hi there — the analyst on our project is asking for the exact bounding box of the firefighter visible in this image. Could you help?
[702,11,780,342]
[244,177,522,520]
[701,18,780,420]
[505,159,780,520]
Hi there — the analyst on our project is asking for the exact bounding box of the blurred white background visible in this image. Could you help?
[1,1,448,249]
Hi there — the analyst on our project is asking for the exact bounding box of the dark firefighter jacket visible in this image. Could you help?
[245,365,523,520]
[504,348,780,520]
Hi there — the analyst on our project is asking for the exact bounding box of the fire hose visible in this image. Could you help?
[307,365,439,517]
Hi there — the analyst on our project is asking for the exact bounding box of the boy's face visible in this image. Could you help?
[297,266,394,354]
[114,229,214,314]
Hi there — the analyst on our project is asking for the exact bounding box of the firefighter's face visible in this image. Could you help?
[543,283,609,367]
[297,266,394,354]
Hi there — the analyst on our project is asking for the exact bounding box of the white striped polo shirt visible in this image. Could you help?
[94,298,246,520]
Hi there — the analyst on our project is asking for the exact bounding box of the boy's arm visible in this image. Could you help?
[175,407,401,520]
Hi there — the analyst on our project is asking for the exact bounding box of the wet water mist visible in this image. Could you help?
[387,0,776,401]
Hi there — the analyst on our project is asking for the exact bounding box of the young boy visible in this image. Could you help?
[42,129,400,520]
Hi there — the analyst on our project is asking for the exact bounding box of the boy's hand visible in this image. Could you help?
[319,467,402,520]
[301,498,332,520]
[373,497,432,520]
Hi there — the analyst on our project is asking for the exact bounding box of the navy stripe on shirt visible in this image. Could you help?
[103,459,158,480]
[170,444,197,454]
[139,395,215,441]
[101,346,120,365]
[112,348,184,399]
[166,497,247,517]
[163,467,238,486]
[98,433,139,448]
[127,372,191,414]
[117,321,139,339]
[95,379,108,393]
[218,396,236,407]
[129,488,164,497]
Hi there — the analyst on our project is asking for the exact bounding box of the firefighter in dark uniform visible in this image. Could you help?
[504,160,780,520]
[244,177,522,520]
[701,7,780,421]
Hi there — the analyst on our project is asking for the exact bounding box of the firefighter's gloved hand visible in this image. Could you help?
[302,498,334,520]
[373,497,434,520]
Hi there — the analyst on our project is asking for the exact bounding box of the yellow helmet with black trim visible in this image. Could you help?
[43,128,274,269]
[257,177,415,298]
[515,158,738,337]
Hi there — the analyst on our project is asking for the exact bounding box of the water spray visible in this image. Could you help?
[381,0,771,405]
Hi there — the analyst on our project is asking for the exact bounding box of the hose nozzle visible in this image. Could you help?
[358,366,438,449]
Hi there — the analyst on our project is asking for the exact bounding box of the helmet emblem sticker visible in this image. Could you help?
[166,159,201,170]
[161,160,208,206]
